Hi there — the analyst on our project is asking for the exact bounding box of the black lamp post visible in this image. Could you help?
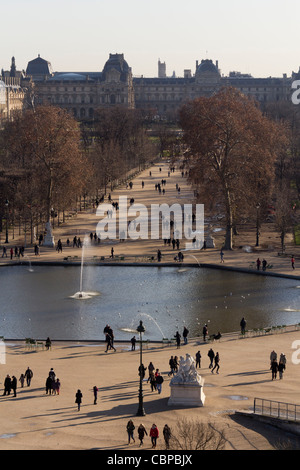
[5,199,9,244]
[136,320,146,416]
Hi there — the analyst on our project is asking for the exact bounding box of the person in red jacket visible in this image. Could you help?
[150,424,159,448]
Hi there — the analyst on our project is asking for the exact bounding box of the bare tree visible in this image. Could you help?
[167,418,226,451]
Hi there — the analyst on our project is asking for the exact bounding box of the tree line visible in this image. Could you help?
[179,87,300,250]
[0,105,156,244]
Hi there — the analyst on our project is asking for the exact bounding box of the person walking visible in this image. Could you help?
[147,362,155,382]
[278,360,285,380]
[163,424,172,449]
[75,389,82,411]
[291,255,295,270]
[270,350,277,365]
[150,424,159,448]
[220,249,224,263]
[93,385,98,404]
[168,356,175,376]
[155,373,164,394]
[11,376,17,397]
[25,367,33,386]
[271,359,278,380]
[208,348,215,369]
[137,424,147,447]
[105,333,116,352]
[19,373,25,388]
[195,350,201,368]
[54,378,61,395]
[211,352,220,374]
[45,376,53,395]
[126,420,135,444]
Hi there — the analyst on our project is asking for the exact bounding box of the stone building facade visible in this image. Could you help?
[1,53,298,120]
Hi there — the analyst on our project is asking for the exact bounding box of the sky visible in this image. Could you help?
[1,0,300,79]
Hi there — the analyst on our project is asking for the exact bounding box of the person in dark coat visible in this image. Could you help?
[271,360,279,380]
[46,376,53,395]
[174,331,181,349]
[11,376,17,397]
[3,375,11,395]
[131,336,136,351]
[163,424,172,449]
[75,389,82,411]
[183,326,189,345]
[195,351,201,368]
[25,367,33,386]
[93,385,98,404]
[208,348,215,368]
[137,424,147,446]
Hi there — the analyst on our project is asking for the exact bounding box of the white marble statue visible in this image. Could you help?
[170,354,202,385]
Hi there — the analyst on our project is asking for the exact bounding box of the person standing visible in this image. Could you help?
[3,375,11,395]
[93,386,98,404]
[183,326,189,345]
[240,317,247,335]
[126,420,135,444]
[163,424,172,449]
[131,336,136,351]
[168,356,175,376]
[150,424,159,448]
[211,352,220,374]
[220,249,224,263]
[75,389,82,411]
[203,324,208,341]
[174,331,181,348]
[195,350,201,368]
[137,424,147,447]
[25,367,33,386]
[256,258,261,270]
[11,376,17,397]
[208,348,215,369]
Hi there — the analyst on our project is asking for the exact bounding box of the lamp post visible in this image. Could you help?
[256,203,260,247]
[5,199,9,244]
[136,320,146,417]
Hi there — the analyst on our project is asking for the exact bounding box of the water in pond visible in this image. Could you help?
[0,265,299,341]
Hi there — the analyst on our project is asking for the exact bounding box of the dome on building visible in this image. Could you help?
[102,53,130,82]
[196,59,219,74]
[26,55,53,77]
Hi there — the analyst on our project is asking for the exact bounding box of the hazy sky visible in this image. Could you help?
[1,0,299,78]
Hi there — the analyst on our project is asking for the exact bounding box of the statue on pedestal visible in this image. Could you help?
[43,221,55,247]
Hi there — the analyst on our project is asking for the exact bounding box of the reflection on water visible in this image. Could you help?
[0,265,299,341]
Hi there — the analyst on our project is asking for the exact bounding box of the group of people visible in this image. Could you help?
[126,420,171,449]
[270,350,286,380]
[2,245,25,259]
[2,366,33,397]
[103,324,116,352]
[45,368,61,395]
[256,258,268,271]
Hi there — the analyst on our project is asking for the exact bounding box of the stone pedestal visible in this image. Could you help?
[205,234,215,248]
[43,221,55,247]
[167,353,206,407]
[168,379,205,407]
